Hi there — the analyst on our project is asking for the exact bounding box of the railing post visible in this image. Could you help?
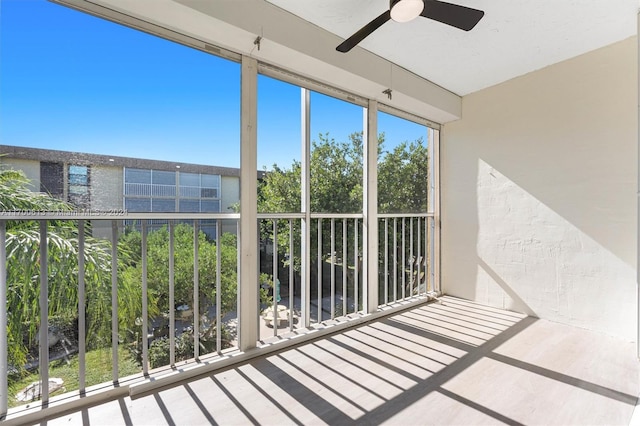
[330,219,335,319]
[317,219,322,322]
[239,55,259,351]
[142,220,149,374]
[39,221,49,406]
[363,101,379,313]
[272,220,278,337]
[111,221,118,383]
[216,220,222,353]
[0,221,7,418]
[78,220,86,393]
[168,220,175,366]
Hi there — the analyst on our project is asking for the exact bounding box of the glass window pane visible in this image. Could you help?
[179,199,199,212]
[377,111,429,214]
[69,184,88,195]
[125,197,151,212]
[201,200,220,212]
[310,91,363,213]
[69,165,88,175]
[1,0,242,395]
[257,75,301,214]
[69,174,87,185]
[152,170,176,185]
[152,198,176,212]
[179,172,199,187]
[125,168,151,184]
[201,174,219,188]
[179,186,199,198]
[40,162,64,198]
[201,188,217,199]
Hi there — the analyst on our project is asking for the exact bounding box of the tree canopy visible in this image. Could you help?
[258,131,429,215]
[257,132,429,269]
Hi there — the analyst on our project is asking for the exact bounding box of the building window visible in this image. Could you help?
[68,165,90,208]
[124,168,222,238]
[40,162,64,199]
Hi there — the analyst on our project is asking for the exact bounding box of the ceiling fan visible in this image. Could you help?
[336,0,484,53]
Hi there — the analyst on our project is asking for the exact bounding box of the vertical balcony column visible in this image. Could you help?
[636,11,640,359]
[431,128,442,294]
[239,55,259,351]
[363,101,379,313]
[300,88,311,327]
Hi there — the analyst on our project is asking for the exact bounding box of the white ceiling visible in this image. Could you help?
[85,0,638,123]
[266,0,639,96]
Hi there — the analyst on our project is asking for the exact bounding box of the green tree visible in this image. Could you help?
[118,223,238,366]
[1,169,136,371]
[119,224,237,316]
[378,138,429,213]
[258,131,428,255]
[257,131,429,306]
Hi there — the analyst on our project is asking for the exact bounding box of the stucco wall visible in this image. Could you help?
[91,165,123,211]
[441,37,638,339]
[221,175,240,234]
[0,158,40,190]
[90,165,124,239]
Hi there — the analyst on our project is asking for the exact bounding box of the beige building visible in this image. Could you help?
[0,145,242,237]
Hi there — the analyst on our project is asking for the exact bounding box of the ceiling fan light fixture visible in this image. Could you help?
[390,0,424,23]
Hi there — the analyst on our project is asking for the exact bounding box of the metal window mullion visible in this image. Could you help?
[111,221,118,383]
[301,87,311,329]
[194,220,200,360]
[169,220,175,366]
[433,129,441,293]
[78,220,86,392]
[342,219,347,316]
[239,55,259,351]
[216,220,222,353]
[141,220,149,374]
[363,102,379,313]
[39,221,50,405]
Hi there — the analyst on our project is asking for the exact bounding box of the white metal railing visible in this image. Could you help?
[0,212,240,418]
[378,213,436,305]
[179,185,218,199]
[125,183,176,197]
[0,210,436,418]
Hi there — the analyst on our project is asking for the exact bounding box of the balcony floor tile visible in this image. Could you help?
[35,297,640,425]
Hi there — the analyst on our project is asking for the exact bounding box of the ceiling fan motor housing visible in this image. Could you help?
[390,0,425,22]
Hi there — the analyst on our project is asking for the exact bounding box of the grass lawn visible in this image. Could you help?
[8,346,141,409]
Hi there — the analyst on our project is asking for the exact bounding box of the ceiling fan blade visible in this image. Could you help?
[337,10,391,53]
[421,0,484,31]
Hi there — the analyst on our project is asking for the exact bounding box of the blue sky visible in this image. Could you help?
[0,0,427,169]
